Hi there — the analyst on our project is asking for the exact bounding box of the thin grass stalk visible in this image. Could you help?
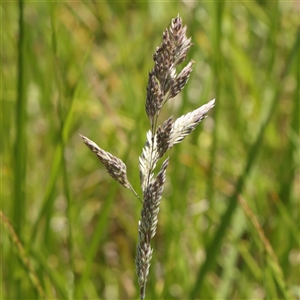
[279,28,300,203]
[43,2,64,249]
[50,6,74,296]
[29,35,93,247]
[75,184,118,299]
[207,1,224,209]
[13,0,26,244]
[30,246,69,299]
[12,1,27,298]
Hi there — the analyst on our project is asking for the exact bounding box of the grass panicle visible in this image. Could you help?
[81,15,214,300]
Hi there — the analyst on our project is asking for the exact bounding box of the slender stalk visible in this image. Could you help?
[14,0,26,244]
[12,1,26,298]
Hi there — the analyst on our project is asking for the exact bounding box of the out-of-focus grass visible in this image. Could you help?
[2,1,299,299]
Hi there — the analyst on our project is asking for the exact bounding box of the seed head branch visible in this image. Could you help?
[80,134,141,202]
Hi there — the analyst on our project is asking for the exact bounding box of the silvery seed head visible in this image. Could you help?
[145,15,193,122]
[80,134,132,189]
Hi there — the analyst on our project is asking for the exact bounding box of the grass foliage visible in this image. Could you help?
[2,1,299,299]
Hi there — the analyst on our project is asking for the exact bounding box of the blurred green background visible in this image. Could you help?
[1,1,299,299]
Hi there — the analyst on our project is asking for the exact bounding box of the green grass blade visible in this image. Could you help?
[239,196,294,299]
[190,28,300,299]
[207,0,224,207]
[13,0,26,242]
[11,1,26,298]
[279,28,300,202]
[31,247,69,299]
[29,22,93,246]
[75,184,118,299]
[1,210,47,299]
